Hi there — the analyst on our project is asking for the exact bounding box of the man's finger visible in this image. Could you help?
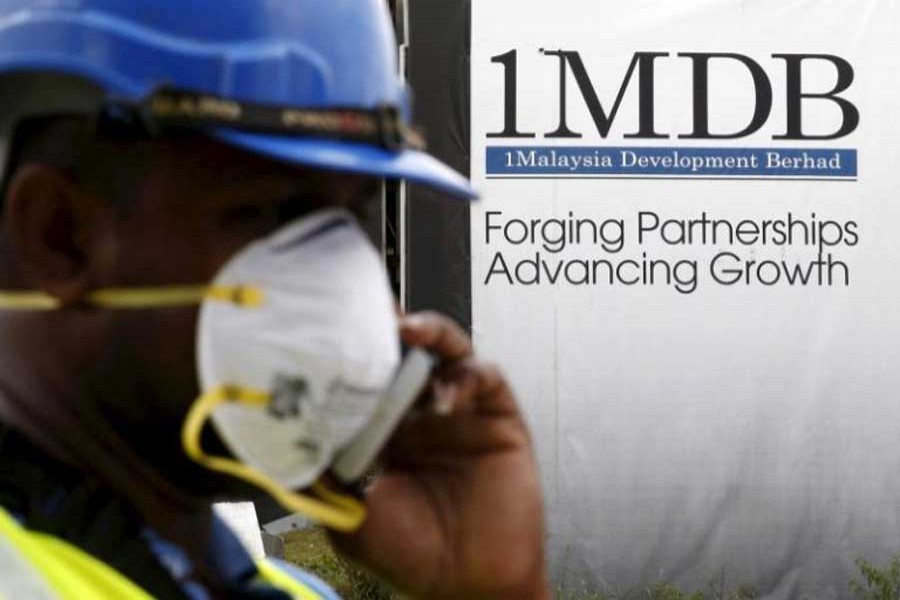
[388,412,529,459]
[435,360,520,417]
[400,312,473,362]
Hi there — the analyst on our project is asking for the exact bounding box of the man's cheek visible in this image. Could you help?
[104,308,201,425]
[154,308,202,406]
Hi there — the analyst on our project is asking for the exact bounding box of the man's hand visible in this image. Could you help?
[332,312,550,600]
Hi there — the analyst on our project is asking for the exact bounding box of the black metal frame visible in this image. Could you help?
[404,0,472,330]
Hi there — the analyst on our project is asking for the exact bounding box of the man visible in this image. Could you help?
[0,1,549,599]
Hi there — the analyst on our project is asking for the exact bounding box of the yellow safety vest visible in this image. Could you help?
[0,507,326,600]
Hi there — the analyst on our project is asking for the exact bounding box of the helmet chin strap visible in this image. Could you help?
[0,285,264,310]
[181,385,367,533]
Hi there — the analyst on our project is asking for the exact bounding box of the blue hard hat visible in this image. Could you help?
[0,0,477,200]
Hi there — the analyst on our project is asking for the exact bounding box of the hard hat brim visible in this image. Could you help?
[212,129,479,201]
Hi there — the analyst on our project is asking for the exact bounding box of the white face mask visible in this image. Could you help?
[196,208,400,488]
[0,207,428,532]
[184,208,417,531]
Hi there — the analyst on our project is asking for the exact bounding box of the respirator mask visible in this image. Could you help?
[0,208,434,531]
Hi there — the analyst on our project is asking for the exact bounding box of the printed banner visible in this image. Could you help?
[470,1,900,598]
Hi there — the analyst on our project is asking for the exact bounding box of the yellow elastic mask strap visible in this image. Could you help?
[0,285,264,311]
[181,385,367,533]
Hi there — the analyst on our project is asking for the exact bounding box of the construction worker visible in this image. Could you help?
[0,1,549,599]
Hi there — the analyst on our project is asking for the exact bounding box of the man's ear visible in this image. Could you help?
[3,164,100,304]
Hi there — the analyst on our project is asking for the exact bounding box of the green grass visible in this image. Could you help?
[283,528,900,600]
[283,527,400,600]
[551,581,757,600]
[850,556,900,600]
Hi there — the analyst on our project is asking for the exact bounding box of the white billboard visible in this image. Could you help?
[470,1,900,598]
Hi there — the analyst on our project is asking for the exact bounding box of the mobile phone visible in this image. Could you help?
[332,348,435,484]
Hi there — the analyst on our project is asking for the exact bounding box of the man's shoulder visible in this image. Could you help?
[210,512,342,600]
[1,507,343,600]
[0,508,59,599]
